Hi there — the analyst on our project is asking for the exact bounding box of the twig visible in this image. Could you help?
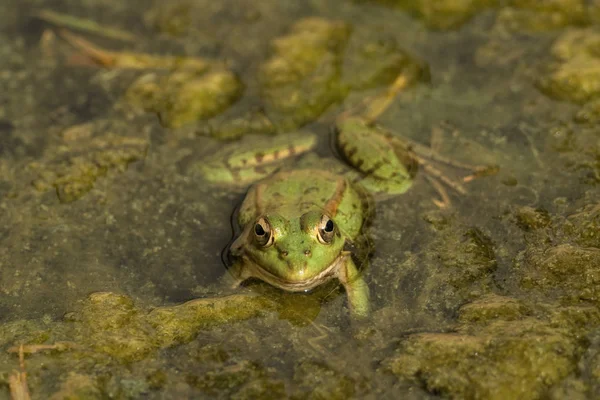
[34,9,136,42]
[9,345,31,400]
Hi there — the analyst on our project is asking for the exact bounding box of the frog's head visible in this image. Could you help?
[232,210,346,283]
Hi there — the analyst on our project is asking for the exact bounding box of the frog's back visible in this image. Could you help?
[237,169,368,239]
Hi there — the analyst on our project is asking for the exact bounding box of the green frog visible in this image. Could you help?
[39,14,491,318]
[197,80,491,318]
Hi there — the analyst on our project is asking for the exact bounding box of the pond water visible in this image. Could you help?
[0,0,599,398]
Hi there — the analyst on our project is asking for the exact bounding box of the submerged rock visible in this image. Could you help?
[126,69,244,128]
[385,303,598,399]
[372,0,498,30]
[538,29,600,104]
[31,121,148,203]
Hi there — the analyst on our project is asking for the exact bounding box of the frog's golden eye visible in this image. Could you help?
[317,215,335,244]
[254,217,274,247]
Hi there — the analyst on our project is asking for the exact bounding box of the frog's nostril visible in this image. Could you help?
[280,250,289,257]
[304,249,311,257]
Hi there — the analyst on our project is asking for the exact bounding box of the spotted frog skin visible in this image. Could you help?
[227,168,372,318]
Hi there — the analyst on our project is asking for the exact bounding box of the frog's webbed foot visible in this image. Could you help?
[413,154,468,208]
[382,124,498,208]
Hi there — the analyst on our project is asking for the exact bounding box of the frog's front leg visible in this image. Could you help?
[222,260,253,289]
[336,252,370,319]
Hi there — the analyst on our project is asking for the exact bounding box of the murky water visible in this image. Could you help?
[0,0,599,398]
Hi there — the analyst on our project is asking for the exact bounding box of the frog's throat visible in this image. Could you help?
[240,252,349,292]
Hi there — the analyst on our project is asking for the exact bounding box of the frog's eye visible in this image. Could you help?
[254,217,274,247]
[317,215,336,244]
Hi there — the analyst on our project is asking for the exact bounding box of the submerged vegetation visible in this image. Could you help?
[0,0,599,398]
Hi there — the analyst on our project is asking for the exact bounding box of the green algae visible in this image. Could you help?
[1,0,600,398]
[30,124,148,203]
[514,206,552,231]
[147,294,274,347]
[72,292,273,361]
[537,28,600,104]
[458,294,530,324]
[126,69,244,128]
[370,0,600,31]
[495,0,591,32]
[207,16,428,139]
[416,221,497,316]
[257,17,352,132]
[385,300,599,400]
[0,292,275,397]
[370,0,498,30]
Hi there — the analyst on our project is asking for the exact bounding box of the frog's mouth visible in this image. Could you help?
[242,254,346,292]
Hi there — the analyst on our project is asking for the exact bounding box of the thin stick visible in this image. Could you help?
[34,10,136,42]
[7,342,78,354]
[58,29,118,66]
[9,345,31,400]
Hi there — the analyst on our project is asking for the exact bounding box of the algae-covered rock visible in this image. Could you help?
[258,17,351,131]
[126,69,244,128]
[458,294,529,324]
[564,202,600,248]
[186,360,286,398]
[495,0,589,32]
[49,373,103,400]
[208,17,428,139]
[292,360,365,400]
[147,294,273,347]
[371,0,497,30]
[57,292,273,363]
[73,292,155,362]
[418,225,497,315]
[385,306,593,400]
[0,292,275,397]
[517,244,600,303]
[537,28,600,104]
[514,206,551,231]
[375,0,597,31]
[205,109,277,141]
[31,122,148,203]
[550,28,600,61]
[574,98,600,124]
[341,27,429,90]
[144,0,193,37]
[538,54,600,104]
[541,123,600,186]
